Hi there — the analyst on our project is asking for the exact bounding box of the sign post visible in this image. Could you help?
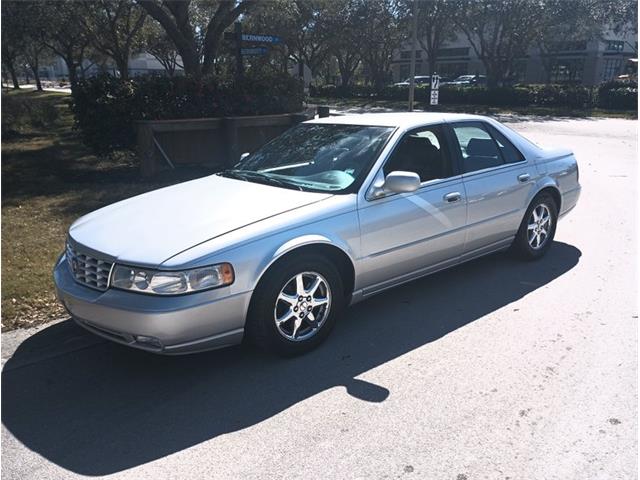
[234,22,244,80]
[430,73,440,106]
[407,0,418,111]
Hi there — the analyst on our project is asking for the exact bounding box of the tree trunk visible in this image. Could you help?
[115,56,129,80]
[62,56,79,90]
[7,62,20,89]
[31,63,43,91]
[428,57,437,77]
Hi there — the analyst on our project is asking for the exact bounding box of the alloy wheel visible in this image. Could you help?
[273,271,332,342]
[527,203,552,250]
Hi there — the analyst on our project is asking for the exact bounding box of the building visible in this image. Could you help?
[391,30,637,85]
[38,53,181,82]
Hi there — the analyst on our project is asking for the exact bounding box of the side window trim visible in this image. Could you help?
[448,120,509,173]
[483,123,527,164]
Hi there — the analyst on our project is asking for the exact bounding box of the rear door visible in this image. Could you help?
[357,124,467,293]
[448,121,538,258]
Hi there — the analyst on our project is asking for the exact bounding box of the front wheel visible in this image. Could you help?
[245,253,344,356]
[512,192,558,260]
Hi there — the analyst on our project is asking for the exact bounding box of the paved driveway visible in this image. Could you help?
[1,117,637,479]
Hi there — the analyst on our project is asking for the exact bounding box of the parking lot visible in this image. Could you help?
[1,117,637,479]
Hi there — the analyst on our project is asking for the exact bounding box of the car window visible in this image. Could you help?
[383,125,454,183]
[231,124,394,193]
[485,125,526,163]
[452,124,504,173]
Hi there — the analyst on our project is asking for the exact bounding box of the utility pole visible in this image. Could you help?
[407,0,418,111]
[234,21,244,81]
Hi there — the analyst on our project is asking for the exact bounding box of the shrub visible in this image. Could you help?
[309,81,636,111]
[72,72,304,153]
[598,81,638,110]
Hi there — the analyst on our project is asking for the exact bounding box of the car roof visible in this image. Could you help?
[305,112,487,128]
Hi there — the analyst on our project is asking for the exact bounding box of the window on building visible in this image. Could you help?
[548,41,587,52]
[605,40,625,52]
[550,58,585,83]
[435,47,470,57]
[400,50,422,60]
[436,62,468,77]
[399,64,410,79]
[602,58,623,81]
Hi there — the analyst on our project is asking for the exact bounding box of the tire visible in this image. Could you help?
[512,191,558,260]
[245,253,345,356]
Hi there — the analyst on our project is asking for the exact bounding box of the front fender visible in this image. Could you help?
[252,233,357,290]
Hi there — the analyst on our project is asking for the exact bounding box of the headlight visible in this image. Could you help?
[111,263,234,295]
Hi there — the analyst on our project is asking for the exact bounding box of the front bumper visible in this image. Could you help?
[53,255,252,354]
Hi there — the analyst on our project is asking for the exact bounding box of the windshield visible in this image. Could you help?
[226,123,394,193]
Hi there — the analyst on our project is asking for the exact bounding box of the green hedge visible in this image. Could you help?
[72,72,304,153]
[310,82,637,111]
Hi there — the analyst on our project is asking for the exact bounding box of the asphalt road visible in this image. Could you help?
[1,117,637,480]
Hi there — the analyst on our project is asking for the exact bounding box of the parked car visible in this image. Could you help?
[54,113,581,356]
[444,74,487,86]
[393,76,431,87]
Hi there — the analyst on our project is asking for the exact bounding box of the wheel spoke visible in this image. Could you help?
[295,274,305,296]
[532,208,540,222]
[291,316,303,338]
[307,276,322,295]
[278,292,297,306]
[528,223,536,231]
[312,296,329,307]
[276,308,295,326]
[305,312,317,329]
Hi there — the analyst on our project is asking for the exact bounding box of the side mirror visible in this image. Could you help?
[383,171,421,194]
[239,152,250,161]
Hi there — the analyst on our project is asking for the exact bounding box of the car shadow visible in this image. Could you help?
[1,242,581,476]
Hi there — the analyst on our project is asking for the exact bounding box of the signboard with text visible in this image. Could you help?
[430,74,440,105]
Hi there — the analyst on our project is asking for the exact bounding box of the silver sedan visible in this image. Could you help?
[54,113,581,356]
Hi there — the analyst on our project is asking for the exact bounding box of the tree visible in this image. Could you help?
[454,0,546,87]
[40,1,92,89]
[1,1,26,89]
[413,0,458,76]
[535,0,604,83]
[80,1,147,80]
[15,1,54,91]
[356,0,402,90]
[143,21,182,76]
[323,0,362,86]
[137,0,256,77]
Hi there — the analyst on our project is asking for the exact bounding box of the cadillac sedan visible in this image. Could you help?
[54,113,581,356]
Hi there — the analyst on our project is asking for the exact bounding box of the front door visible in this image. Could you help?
[357,124,467,294]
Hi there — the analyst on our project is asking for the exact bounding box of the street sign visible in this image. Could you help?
[430,90,439,105]
[431,74,440,90]
[241,34,281,44]
[224,32,282,44]
[241,47,268,56]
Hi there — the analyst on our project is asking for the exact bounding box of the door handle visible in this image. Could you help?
[443,192,462,203]
[518,173,531,183]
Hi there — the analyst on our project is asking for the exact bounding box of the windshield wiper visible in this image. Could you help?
[217,169,303,191]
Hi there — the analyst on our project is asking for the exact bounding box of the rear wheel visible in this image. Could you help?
[512,192,558,260]
[245,253,344,356]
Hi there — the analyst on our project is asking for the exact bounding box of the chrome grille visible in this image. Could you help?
[66,242,113,291]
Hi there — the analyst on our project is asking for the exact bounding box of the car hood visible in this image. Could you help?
[69,175,332,267]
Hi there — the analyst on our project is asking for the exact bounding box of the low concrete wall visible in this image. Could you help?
[137,111,313,177]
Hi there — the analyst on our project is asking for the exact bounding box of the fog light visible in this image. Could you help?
[135,335,162,349]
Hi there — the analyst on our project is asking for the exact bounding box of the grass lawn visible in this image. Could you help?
[1,89,208,330]
[309,96,638,119]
